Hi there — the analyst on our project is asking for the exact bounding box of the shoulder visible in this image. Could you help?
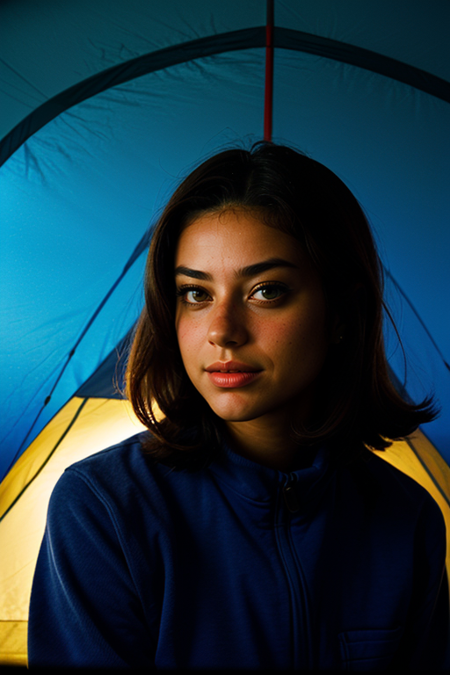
[346,449,446,535]
[363,450,437,500]
[45,432,186,564]
[63,431,152,483]
[48,431,164,519]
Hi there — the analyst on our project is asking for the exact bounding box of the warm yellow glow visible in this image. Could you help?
[0,397,147,623]
[0,621,27,666]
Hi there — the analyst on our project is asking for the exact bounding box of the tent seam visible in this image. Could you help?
[0,398,88,522]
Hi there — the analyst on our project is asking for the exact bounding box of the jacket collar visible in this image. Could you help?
[209,442,335,507]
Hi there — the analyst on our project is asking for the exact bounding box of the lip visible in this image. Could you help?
[205,361,262,389]
[205,361,261,373]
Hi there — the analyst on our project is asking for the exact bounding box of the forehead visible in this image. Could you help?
[175,208,306,268]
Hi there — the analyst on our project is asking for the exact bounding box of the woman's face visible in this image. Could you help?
[174,208,332,429]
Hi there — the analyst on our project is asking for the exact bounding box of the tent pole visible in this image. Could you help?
[264,0,274,141]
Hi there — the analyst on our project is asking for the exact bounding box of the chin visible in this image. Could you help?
[207,399,279,424]
[205,400,258,422]
[211,408,257,423]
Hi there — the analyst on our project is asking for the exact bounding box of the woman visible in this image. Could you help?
[28,142,449,670]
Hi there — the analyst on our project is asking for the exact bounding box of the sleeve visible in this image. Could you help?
[400,494,450,671]
[28,468,156,668]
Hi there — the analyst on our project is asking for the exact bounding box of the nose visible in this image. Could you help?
[207,302,248,348]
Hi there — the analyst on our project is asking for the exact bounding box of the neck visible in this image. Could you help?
[224,415,315,472]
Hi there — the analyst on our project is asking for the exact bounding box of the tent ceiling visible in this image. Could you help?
[1,0,449,141]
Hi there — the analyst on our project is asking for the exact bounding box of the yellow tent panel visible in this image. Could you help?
[0,397,146,666]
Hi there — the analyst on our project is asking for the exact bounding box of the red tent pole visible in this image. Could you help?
[264,0,274,141]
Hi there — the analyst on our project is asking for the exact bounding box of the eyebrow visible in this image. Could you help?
[174,257,299,281]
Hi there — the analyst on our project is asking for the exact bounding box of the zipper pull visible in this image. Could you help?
[283,480,300,513]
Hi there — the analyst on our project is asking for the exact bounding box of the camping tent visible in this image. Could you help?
[0,0,449,666]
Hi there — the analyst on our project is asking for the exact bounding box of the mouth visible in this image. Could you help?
[205,362,262,388]
[205,361,260,373]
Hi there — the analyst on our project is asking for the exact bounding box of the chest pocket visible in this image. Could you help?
[338,626,403,672]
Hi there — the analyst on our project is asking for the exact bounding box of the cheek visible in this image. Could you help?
[261,313,323,343]
[175,316,203,356]
[263,313,328,364]
[258,319,293,346]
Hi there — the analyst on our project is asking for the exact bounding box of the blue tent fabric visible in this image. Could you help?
[2,26,450,166]
[1,0,449,478]
[1,2,450,666]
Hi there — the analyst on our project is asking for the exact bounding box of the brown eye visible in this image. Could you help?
[176,286,211,304]
[187,289,209,303]
[252,284,287,301]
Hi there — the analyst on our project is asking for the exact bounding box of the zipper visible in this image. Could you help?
[275,475,312,670]
[283,476,300,513]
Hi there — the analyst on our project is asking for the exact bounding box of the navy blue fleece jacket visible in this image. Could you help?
[28,432,449,670]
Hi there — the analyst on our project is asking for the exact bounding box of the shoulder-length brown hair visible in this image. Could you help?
[125,141,437,469]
